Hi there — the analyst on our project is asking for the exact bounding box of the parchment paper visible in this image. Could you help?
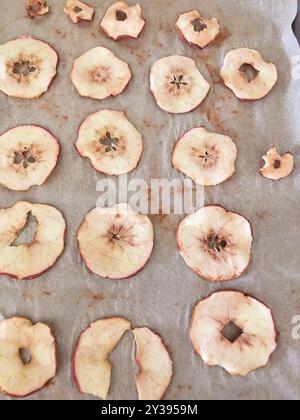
[0,0,299,400]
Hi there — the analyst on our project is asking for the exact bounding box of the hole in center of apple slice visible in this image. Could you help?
[170,75,188,90]
[100,132,119,153]
[13,60,37,78]
[207,234,227,253]
[239,63,260,82]
[14,147,37,169]
[222,322,243,344]
[11,212,38,247]
[116,10,127,21]
[274,159,281,169]
[191,18,208,32]
[19,348,32,365]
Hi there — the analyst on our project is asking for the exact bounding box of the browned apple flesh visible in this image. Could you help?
[100,2,145,40]
[172,127,237,186]
[190,291,277,376]
[25,0,49,18]
[260,146,294,181]
[220,48,277,101]
[0,201,66,280]
[64,0,94,24]
[0,317,56,397]
[176,10,220,48]
[71,47,131,100]
[177,205,253,282]
[77,204,154,280]
[0,125,60,191]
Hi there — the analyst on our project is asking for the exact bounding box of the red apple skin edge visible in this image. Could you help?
[0,36,59,100]
[176,204,254,283]
[99,22,146,41]
[76,211,154,281]
[0,206,66,281]
[220,79,278,103]
[0,125,61,192]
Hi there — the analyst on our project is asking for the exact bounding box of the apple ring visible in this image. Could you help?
[190,291,277,376]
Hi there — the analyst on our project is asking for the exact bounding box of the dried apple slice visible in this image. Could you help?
[100,1,145,41]
[77,204,154,280]
[0,125,60,191]
[176,10,220,49]
[64,0,94,24]
[260,146,294,181]
[172,127,237,186]
[177,205,253,282]
[25,0,50,18]
[150,55,210,114]
[71,47,131,100]
[0,317,56,397]
[0,37,58,99]
[0,201,66,280]
[76,110,142,176]
[73,317,131,399]
[220,48,278,101]
[133,327,173,400]
[190,291,277,376]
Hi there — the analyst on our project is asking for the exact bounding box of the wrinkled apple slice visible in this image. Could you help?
[220,48,278,101]
[176,10,220,49]
[0,201,66,280]
[0,37,58,99]
[77,204,154,279]
[190,291,277,376]
[133,327,173,400]
[0,125,60,191]
[71,47,131,100]
[73,317,131,399]
[100,1,145,41]
[64,0,94,24]
[177,205,253,282]
[150,55,210,114]
[26,0,50,18]
[260,146,294,181]
[172,127,237,186]
[76,110,142,176]
[0,317,56,397]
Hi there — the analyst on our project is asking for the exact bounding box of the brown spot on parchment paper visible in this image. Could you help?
[212,27,231,47]
[143,118,166,130]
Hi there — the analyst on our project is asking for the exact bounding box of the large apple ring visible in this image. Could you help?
[190,291,277,376]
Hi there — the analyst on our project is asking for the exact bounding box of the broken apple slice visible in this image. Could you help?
[150,55,210,114]
[133,327,173,400]
[100,1,145,41]
[0,201,66,280]
[220,48,278,101]
[0,37,58,99]
[76,110,143,176]
[73,317,131,399]
[0,125,60,191]
[71,47,131,100]
[0,317,56,397]
[177,205,253,282]
[260,146,294,181]
[25,0,50,18]
[172,127,237,186]
[189,291,277,376]
[176,10,220,49]
[77,204,154,280]
[64,0,94,24]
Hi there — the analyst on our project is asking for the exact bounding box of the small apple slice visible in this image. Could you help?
[0,317,56,397]
[0,37,58,99]
[64,0,95,24]
[25,0,50,18]
[100,1,145,41]
[73,317,131,399]
[133,327,173,400]
[189,291,277,376]
[177,205,253,282]
[77,204,154,280]
[260,146,294,181]
[150,55,210,114]
[172,127,237,186]
[71,47,131,100]
[220,48,278,101]
[176,10,220,49]
[0,125,60,191]
[0,201,66,280]
[76,110,142,176]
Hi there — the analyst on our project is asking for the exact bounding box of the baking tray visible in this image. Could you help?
[0,0,299,400]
